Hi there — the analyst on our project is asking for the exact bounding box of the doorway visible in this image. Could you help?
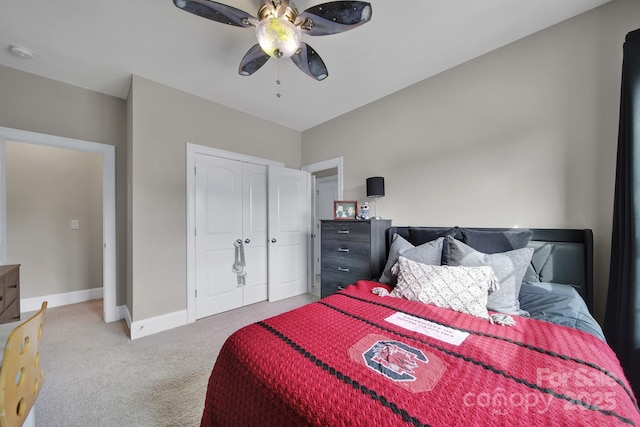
[0,127,117,322]
[301,157,344,295]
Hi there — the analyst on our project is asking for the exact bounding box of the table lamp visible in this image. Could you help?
[366,177,385,220]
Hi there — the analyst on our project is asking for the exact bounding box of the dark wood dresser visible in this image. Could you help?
[320,219,391,298]
[0,264,20,324]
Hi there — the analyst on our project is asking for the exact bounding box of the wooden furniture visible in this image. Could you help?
[320,219,391,298]
[0,301,47,427]
[0,266,20,325]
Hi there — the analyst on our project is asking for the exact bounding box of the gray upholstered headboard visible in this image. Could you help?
[386,227,594,313]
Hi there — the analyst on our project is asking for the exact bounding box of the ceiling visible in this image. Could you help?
[0,0,610,131]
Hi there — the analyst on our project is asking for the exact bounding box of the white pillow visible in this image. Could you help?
[390,256,499,322]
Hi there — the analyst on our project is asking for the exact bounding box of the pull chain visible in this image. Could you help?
[276,58,282,98]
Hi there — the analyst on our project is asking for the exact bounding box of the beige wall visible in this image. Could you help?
[0,65,128,305]
[128,76,301,321]
[302,0,640,322]
[1,0,637,327]
[5,142,103,297]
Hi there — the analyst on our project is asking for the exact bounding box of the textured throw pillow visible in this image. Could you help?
[460,228,533,254]
[378,234,443,285]
[390,257,498,322]
[408,227,459,264]
[447,236,533,315]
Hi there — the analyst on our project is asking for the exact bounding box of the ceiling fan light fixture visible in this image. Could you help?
[256,17,301,59]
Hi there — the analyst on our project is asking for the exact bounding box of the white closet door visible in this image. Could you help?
[242,163,268,305]
[268,166,310,302]
[195,154,244,318]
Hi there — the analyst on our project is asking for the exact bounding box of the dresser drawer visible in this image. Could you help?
[320,267,367,297]
[0,298,20,323]
[321,262,369,282]
[321,240,370,266]
[0,264,21,324]
[0,276,5,313]
[320,221,371,242]
[2,268,19,306]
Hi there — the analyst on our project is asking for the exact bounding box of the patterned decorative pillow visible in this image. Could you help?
[378,234,443,286]
[390,256,499,322]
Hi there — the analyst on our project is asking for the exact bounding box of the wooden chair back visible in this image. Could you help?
[0,302,47,427]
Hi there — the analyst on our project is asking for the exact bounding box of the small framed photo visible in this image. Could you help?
[334,200,357,220]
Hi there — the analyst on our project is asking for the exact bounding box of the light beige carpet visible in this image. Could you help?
[34,293,318,427]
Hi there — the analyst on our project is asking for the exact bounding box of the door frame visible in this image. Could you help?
[0,127,117,322]
[301,157,344,200]
[301,157,344,288]
[185,143,283,323]
[313,175,339,275]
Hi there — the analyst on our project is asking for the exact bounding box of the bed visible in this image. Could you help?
[200,226,640,426]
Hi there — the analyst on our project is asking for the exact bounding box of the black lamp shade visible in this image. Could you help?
[366,177,385,197]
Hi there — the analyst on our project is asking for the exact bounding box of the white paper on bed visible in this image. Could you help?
[385,312,469,346]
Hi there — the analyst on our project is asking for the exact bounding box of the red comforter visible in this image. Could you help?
[201,281,640,426]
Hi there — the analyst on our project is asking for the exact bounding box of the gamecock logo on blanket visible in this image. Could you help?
[349,334,446,392]
[366,341,425,381]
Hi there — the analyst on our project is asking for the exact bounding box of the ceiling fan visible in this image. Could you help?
[172,0,372,81]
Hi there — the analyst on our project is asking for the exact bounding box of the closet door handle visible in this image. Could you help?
[271,238,277,243]
[244,239,250,244]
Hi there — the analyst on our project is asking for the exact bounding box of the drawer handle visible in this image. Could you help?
[0,296,3,301]
[9,284,17,289]
[337,248,350,253]
[338,286,345,290]
[337,267,350,273]
[337,230,350,234]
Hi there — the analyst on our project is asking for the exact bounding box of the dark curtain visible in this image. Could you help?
[605,28,640,399]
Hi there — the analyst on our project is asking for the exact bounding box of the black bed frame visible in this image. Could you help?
[386,227,594,313]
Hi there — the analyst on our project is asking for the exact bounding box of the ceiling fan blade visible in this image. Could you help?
[173,0,256,27]
[290,43,328,81]
[297,1,372,36]
[239,44,270,76]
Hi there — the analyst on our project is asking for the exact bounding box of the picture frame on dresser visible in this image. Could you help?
[333,201,357,220]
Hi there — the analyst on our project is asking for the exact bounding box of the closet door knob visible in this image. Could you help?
[271,238,277,243]
[244,239,250,244]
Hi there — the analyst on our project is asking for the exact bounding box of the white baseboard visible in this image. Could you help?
[21,289,128,325]
[129,309,188,340]
[21,287,104,313]
[22,288,185,340]
[119,305,131,327]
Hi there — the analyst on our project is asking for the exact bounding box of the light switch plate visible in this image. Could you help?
[71,220,80,230]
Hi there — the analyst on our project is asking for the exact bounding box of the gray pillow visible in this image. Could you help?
[378,234,443,286]
[447,236,533,315]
